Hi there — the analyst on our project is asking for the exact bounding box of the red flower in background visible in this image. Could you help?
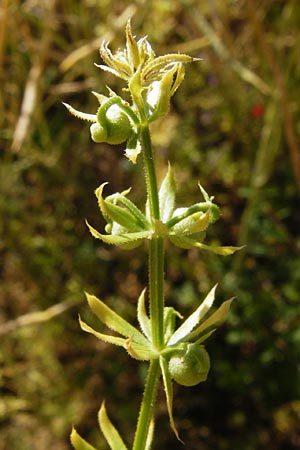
[251,104,265,118]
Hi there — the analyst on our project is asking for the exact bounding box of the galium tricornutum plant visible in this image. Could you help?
[64,21,240,450]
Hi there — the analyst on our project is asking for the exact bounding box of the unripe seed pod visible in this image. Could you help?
[90,122,107,143]
[90,102,132,145]
[168,343,210,387]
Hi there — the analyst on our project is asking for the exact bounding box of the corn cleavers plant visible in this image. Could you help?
[64,21,241,450]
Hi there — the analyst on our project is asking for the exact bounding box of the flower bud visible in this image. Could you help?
[168,343,210,387]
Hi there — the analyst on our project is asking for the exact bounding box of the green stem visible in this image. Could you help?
[132,87,165,448]
[131,116,165,449]
[132,360,160,450]
[140,125,160,220]
[130,77,160,220]
[139,124,165,350]
[149,237,165,349]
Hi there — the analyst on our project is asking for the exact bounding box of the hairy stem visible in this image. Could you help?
[140,125,160,220]
[132,359,160,450]
[132,110,165,448]
[140,124,165,350]
[149,236,165,349]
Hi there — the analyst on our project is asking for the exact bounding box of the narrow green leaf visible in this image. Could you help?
[170,63,185,96]
[107,203,143,231]
[110,193,150,229]
[112,225,144,250]
[86,220,151,246]
[195,329,216,344]
[159,356,182,442]
[137,289,151,340]
[142,53,194,80]
[79,316,127,347]
[168,285,217,345]
[94,183,110,221]
[70,427,98,450]
[192,242,243,255]
[171,209,210,235]
[125,20,140,73]
[86,293,149,346]
[169,234,243,255]
[167,200,220,230]
[198,182,211,202]
[145,417,155,450]
[63,103,97,122]
[169,234,197,249]
[158,164,176,222]
[81,314,157,360]
[91,90,108,104]
[98,402,128,450]
[163,307,182,344]
[188,298,234,341]
[94,183,141,231]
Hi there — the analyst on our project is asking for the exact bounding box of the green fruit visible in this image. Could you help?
[168,344,210,387]
[90,103,132,145]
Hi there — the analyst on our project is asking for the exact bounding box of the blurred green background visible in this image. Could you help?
[1,1,299,449]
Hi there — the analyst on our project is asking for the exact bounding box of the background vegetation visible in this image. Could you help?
[1,1,299,449]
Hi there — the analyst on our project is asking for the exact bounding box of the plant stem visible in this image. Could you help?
[140,125,160,220]
[132,359,160,450]
[132,121,165,449]
[139,124,165,349]
[149,237,165,349]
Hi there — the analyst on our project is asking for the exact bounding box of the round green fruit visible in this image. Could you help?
[90,103,132,145]
[168,344,210,387]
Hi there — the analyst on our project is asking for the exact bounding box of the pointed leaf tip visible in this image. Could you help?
[85,293,149,345]
[188,297,235,341]
[63,102,97,122]
[159,164,176,222]
[159,356,184,444]
[137,288,151,340]
[168,284,217,345]
[98,402,128,450]
[70,427,98,450]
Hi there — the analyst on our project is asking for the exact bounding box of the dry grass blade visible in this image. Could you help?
[0,299,80,335]
[246,0,300,193]
[60,5,137,72]
[11,62,42,153]
[190,9,272,96]
[0,0,9,72]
